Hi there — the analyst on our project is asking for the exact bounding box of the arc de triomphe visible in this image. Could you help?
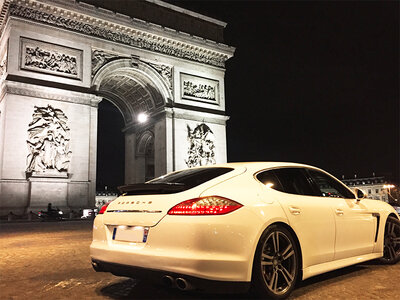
[0,0,234,215]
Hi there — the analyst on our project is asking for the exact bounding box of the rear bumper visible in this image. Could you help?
[91,259,250,293]
[90,211,263,282]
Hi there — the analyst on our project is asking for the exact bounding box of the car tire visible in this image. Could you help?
[252,224,300,299]
[379,216,400,264]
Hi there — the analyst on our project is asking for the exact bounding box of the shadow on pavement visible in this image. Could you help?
[98,278,252,299]
[97,262,386,299]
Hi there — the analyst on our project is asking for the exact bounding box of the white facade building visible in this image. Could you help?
[0,0,234,215]
[342,177,390,202]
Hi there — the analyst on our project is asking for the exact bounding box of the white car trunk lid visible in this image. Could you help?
[102,166,247,227]
[102,193,192,226]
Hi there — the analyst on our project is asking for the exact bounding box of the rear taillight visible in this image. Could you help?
[99,202,112,214]
[168,196,242,215]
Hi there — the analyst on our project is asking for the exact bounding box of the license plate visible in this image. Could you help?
[112,226,149,243]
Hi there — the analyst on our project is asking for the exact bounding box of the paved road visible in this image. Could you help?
[0,221,399,299]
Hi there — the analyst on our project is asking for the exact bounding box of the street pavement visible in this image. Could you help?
[0,220,399,299]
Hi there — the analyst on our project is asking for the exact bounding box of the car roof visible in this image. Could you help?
[198,162,321,173]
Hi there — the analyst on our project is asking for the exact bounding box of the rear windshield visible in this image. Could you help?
[149,167,234,190]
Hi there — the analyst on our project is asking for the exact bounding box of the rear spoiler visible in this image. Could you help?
[117,183,186,195]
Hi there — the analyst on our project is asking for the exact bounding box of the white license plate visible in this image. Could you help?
[112,226,149,243]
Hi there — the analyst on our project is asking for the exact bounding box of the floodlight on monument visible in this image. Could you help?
[137,113,148,123]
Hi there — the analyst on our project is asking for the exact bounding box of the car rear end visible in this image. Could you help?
[90,165,262,291]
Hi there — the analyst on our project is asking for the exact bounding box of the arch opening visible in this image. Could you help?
[96,99,125,192]
[93,58,169,186]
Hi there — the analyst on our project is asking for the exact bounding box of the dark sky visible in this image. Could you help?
[97,1,399,189]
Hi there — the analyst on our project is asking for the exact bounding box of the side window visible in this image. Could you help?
[272,168,317,196]
[256,170,284,192]
[307,169,355,199]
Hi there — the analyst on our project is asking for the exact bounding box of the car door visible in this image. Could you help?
[306,169,376,260]
[257,168,336,269]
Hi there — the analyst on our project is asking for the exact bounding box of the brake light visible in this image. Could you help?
[99,201,112,214]
[168,196,242,215]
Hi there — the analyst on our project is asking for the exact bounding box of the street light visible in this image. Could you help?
[137,113,148,123]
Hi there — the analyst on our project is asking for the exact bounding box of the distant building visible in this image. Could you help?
[342,176,389,202]
[95,191,118,208]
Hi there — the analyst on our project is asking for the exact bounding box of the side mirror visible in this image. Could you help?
[353,188,366,202]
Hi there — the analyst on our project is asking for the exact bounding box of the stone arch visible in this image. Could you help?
[136,130,155,182]
[92,58,172,126]
[137,130,154,156]
[92,58,171,184]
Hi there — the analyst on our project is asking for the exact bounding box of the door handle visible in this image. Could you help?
[289,206,301,215]
[335,209,344,216]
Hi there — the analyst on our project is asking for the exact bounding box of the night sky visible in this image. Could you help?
[96,1,399,190]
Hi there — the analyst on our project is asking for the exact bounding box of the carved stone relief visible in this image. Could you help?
[0,51,6,77]
[91,49,120,76]
[10,3,229,68]
[148,62,173,91]
[181,73,219,104]
[185,123,216,168]
[26,105,72,176]
[20,38,83,80]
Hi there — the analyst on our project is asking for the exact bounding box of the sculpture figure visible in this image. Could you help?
[26,105,72,174]
[185,123,216,168]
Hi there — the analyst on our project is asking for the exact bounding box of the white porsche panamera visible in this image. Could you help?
[90,162,400,299]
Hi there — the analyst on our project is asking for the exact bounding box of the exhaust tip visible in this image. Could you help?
[175,277,194,291]
[162,275,174,287]
[91,260,102,272]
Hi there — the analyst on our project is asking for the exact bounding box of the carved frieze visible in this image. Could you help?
[92,49,120,76]
[148,62,173,91]
[0,51,6,77]
[181,73,219,104]
[9,3,229,68]
[26,105,72,176]
[20,38,83,80]
[185,123,216,168]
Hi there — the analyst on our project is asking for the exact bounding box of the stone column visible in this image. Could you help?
[124,131,136,184]
[88,103,99,207]
[154,117,168,177]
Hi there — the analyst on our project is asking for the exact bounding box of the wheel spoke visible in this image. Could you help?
[282,243,294,261]
[262,253,274,260]
[272,232,280,253]
[393,237,400,246]
[268,270,279,293]
[388,222,395,235]
[262,261,273,266]
[280,266,294,286]
[388,245,397,260]
[281,244,292,257]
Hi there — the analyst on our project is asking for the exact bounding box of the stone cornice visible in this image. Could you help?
[164,107,230,125]
[8,0,235,68]
[4,81,102,107]
[0,0,11,36]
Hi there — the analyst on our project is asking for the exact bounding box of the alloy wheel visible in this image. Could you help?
[381,216,400,264]
[260,229,297,296]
